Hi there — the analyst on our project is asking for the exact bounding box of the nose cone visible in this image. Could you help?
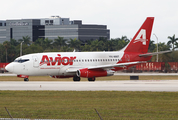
[5,63,14,73]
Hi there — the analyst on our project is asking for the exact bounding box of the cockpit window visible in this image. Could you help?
[14,59,29,63]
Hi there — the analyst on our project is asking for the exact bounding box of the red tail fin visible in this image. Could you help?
[124,17,154,53]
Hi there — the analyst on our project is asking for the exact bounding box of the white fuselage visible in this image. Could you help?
[6,51,124,76]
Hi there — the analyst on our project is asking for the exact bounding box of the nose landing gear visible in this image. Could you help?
[17,75,29,82]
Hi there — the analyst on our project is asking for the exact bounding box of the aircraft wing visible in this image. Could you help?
[88,61,145,70]
[139,50,171,57]
[66,61,144,73]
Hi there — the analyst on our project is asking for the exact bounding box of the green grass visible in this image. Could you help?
[1,91,178,119]
[1,75,178,81]
[1,76,178,119]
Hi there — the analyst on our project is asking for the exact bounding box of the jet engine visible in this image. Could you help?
[77,68,114,78]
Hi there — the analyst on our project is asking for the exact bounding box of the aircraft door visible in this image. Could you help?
[32,56,39,68]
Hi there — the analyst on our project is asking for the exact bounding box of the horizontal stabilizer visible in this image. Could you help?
[139,50,171,57]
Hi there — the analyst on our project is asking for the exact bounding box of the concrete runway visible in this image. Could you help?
[0,80,178,92]
[1,72,178,76]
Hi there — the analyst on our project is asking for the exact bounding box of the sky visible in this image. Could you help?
[1,0,178,43]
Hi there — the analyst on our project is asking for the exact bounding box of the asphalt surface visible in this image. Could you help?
[1,73,178,92]
[0,80,178,92]
[1,72,178,76]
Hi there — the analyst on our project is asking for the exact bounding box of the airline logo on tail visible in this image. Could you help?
[133,29,147,45]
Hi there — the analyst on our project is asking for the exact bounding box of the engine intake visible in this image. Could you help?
[77,68,114,78]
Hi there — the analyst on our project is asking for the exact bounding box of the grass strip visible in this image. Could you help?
[0,91,178,119]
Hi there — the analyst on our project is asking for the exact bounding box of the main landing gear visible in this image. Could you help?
[73,76,96,82]
[88,77,95,82]
[24,78,29,81]
[73,76,81,81]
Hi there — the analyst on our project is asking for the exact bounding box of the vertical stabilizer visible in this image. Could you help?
[124,17,154,53]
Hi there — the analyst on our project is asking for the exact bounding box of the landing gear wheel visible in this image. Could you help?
[73,76,80,82]
[24,78,29,81]
[88,77,95,82]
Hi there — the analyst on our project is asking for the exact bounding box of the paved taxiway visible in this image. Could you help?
[0,80,178,92]
[1,72,178,76]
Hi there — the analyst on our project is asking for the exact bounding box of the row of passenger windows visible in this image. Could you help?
[41,59,120,63]
[74,59,120,62]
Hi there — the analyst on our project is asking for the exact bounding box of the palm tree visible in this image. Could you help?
[151,42,170,62]
[18,36,31,45]
[68,38,81,51]
[44,38,53,48]
[3,41,10,63]
[0,44,4,63]
[90,40,104,51]
[148,40,156,52]
[53,36,67,50]
[34,38,43,46]
[105,40,113,51]
[117,36,130,50]
[167,34,178,50]
[10,39,18,46]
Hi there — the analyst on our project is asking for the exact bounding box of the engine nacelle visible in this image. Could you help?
[50,75,74,78]
[77,68,114,78]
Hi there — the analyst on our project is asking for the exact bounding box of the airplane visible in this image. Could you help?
[5,17,171,81]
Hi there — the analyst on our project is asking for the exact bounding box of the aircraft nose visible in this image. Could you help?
[5,63,14,72]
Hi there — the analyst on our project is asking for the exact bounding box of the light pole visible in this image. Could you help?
[153,33,158,62]
[20,41,24,56]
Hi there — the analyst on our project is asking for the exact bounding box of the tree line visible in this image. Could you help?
[0,34,178,63]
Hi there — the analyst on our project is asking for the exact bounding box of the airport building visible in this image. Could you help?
[0,16,110,43]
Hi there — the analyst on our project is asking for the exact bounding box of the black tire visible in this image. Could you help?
[24,78,29,81]
[88,77,95,82]
[73,76,80,82]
